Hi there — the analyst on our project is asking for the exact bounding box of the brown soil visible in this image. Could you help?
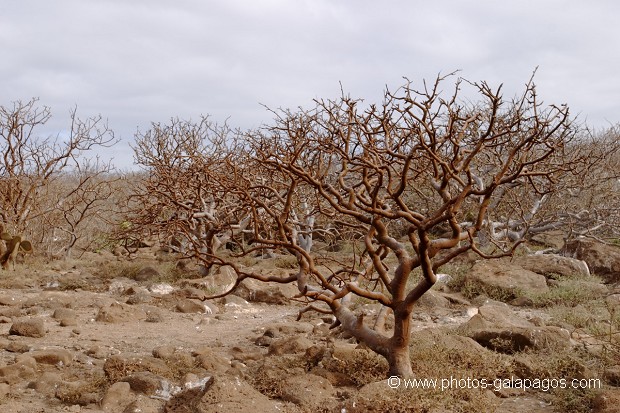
[0,251,617,413]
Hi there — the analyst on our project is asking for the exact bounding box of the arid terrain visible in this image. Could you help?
[0,237,618,413]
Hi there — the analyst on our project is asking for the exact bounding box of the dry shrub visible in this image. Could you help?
[459,278,523,302]
[450,267,606,307]
[549,300,617,333]
[246,355,306,398]
[235,256,257,268]
[345,329,606,412]
[551,388,599,413]
[0,267,36,289]
[103,355,171,383]
[273,255,298,269]
[339,331,509,412]
[511,348,602,413]
[529,274,606,307]
[55,372,108,405]
[320,347,388,387]
[93,260,143,281]
[343,380,499,413]
[410,330,514,380]
[0,254,50,288]
[245,330,607,412]
[162,352,201,381]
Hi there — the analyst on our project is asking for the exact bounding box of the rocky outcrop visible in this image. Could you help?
[460,304,571,353]
[562,239,620,283]
[513,253,590,278]
[465,260,549,299]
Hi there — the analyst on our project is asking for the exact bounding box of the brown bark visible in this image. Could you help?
[386,342,414,378]
[384,305,414,377]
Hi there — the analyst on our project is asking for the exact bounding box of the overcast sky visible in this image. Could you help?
[2,0,619,169]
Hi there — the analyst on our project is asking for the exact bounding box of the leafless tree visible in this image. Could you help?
[531,126,620,244]
[0,98,117,254]
[125,117,250,267]
[36,159,119,258]
[130,74,582,377]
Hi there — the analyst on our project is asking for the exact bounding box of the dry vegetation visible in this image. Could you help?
[0,75,619,412]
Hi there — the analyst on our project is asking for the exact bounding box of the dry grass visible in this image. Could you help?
[528,273,607,308]
[322,347,388,387]
[456,277,523,302]
[247,355,307,399]
[273,255,298,269]
[55,372,108,405]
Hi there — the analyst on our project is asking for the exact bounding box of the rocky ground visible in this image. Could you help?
[0,238,618,413]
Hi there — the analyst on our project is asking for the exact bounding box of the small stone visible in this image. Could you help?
[15,353,38,365]
[255,335,273,347]
[148,283,175,295]
[101,381,134,412]
[60,318,78,327]
[126,292,153,304]
[280,373,334,409]
[135,266,160,282]
[231,358,247,367]
[229,347,263,363]
[52,308,77,320]
[182,373,200,386]
[176,299,209,314]
[204,301,218,314]
[29,349,73,366]
[152,345,175,360]
[313,323,330,336]
[510,296,534,307]
[222,295,250,306]
[9,318,46,338]
[145,308,165,323]
[606,294,620,309]
[86,345,108,359]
